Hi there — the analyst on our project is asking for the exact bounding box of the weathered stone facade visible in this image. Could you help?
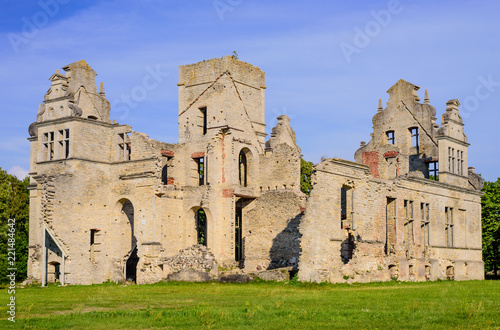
[298,80,484,282]
[27,57,483,285]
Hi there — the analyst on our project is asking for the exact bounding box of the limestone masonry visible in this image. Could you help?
[27,57,484,285]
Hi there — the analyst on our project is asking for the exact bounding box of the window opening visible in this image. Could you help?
[161,165,169,185]
[410,127,419,148]
[235,202,243,262]
[43,131,55,161]
[404,200,414,245]
[421,203,430,246]
[448,147,456,173]
[386,130,395,144]
[386,197,397,255]
[445,207,454,247]
[199,107,207,135]
[90,229,98,262]
[118,133,131,161]
[196,209,207,246]
[195,157,205,186]
[239,150,247,187]
[428,161,438,180]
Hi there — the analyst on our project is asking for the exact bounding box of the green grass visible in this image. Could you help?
[1,280,499,329]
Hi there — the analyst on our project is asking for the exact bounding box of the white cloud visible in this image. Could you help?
[8,165,29,179]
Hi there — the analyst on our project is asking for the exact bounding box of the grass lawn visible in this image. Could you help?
[0,279,499,329]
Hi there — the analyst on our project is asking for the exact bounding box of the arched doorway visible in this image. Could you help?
[118,199,139,282]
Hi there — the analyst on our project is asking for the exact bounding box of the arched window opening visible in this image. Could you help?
[239,150,247,187]
[196,209,207,246]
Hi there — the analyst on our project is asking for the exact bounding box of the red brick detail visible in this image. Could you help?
[222,189,234,198]
[166,177,174,185]
[161,150,174,157]
[191,152,205,158]
[383,151,399,158]
[362,151,379,178]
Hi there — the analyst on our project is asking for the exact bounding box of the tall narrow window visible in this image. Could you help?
[239,150,247,187]
[448,147,455,173]
[421,203,430,246]
[404,200,414,245]
[196,209,207,246]
[161,165,168,185]
[386,130,395,144]
[58,129,70,159]
[456,150,463,175]
[90,229,98,262]
[341,185,353,229]
[410,127,419,148]
[195,157,205,186]
[43,131,55,161]
[386,198,397,255]
[118,133,131,161]
[445,207,454,247]
[235,203,243,262]
[428,161,438,180]
[199,107,207,135]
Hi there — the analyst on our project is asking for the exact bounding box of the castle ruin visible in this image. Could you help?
[27,57,484,284]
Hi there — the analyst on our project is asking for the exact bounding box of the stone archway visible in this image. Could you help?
[117,199,139,282]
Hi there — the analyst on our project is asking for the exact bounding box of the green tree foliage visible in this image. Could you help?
[0,167,29,283]
[482,178,500,276]
[300,158,314,195]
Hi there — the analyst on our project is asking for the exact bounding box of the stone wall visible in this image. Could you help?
[244,190,305,271]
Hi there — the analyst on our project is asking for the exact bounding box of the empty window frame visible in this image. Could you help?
[386,130,395,144]
[410,127,419,148]
[235,203,243,262]
[428,161,438,180]
[420,203,430,246]
[58,129,70,159]
[448,147,455,173]
[404,200,414,245]
[195,157,205,186]
[196,209,207,246]
[90,229,98,262]
[445,207,454,247]
[118,133,131,161]
[456,150,464,175]
[161,165,169,185]
[239,150,247,187]
[43,131,55,161]
[199,107,207,135]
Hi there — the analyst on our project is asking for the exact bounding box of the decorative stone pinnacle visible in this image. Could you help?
[99,81,105,95]
[424,89,430,104]
[378,99,383,112]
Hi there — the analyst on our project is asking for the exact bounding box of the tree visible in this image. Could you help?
[300,158,314,195]
[0,167,30,283]
[482,178,500,277]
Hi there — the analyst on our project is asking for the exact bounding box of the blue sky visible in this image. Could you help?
[1,0,499,181]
